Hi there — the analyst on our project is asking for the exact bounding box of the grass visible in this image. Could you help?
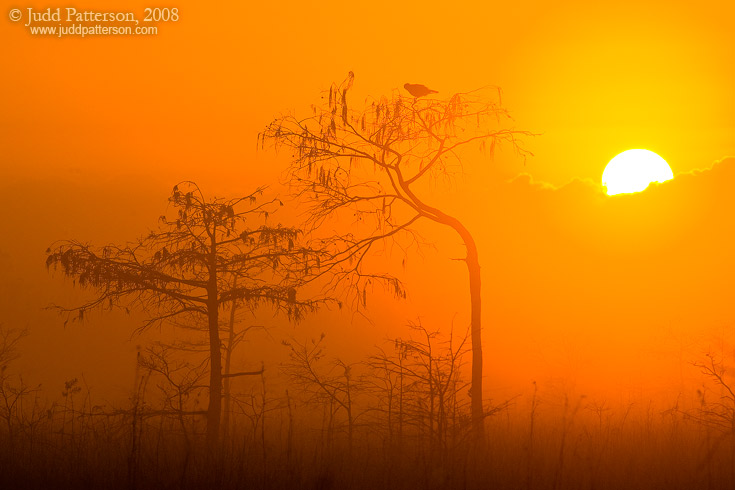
[0,385,732,490]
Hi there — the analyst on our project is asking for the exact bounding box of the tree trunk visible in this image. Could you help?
[429,213,485,440]
[464,240,484,440]
[206,302,222,448]
[222,279,238,440]
[397,175,485,440]
[206,235,222,449]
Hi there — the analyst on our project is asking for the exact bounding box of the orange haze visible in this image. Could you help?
[1,0,734,412]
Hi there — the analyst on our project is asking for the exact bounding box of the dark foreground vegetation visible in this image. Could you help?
[3,324,735,490]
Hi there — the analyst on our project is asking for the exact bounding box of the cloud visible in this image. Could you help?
[471,157,735,398]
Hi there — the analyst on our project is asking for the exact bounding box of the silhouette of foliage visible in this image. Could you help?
[261,73,532,437]
[45,182,330,446]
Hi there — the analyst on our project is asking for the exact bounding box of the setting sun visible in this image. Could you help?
[602,149,674,195]
[5,1,735,489]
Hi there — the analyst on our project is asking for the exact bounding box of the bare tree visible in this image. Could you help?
[367,321,471,455]
[690,353,735,438]
[261,73,532,437]
[221,287,266,440]
[282,335,361,452]
[137,342,209,428]
[0,326,31,451]
[45,182,328,447]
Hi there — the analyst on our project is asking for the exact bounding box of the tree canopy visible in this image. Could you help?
[261,74,532,438]
[46,182,329,446]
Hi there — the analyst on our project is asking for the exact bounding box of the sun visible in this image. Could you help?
[602,149,673,195]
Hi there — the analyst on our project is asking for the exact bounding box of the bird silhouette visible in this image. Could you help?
[403,83,438,98]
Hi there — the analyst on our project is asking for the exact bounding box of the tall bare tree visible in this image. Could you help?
[261,73,532,437]
[46,182,327,447]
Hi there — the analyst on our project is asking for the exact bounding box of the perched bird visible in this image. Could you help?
[403,83,438,98]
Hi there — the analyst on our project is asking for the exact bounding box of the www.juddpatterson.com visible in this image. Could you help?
[8,7,179,37]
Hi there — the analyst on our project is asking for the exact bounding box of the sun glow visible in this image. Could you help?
[602,150,673,195]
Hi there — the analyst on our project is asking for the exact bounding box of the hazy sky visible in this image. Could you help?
[1,0,733,403]
[2,0,733,186]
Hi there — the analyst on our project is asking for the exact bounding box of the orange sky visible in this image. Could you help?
[1,0,734,405]
[2,0,733,186]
